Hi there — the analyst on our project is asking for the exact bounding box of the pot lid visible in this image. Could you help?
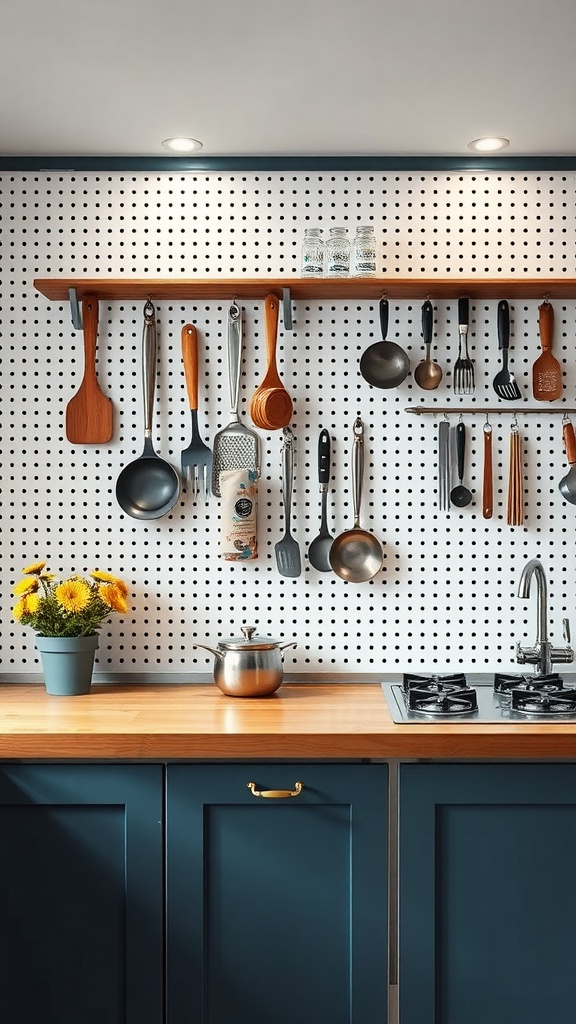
[218,625,282,650]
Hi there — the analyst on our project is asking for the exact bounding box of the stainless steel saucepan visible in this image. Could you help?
[193,625,297,697]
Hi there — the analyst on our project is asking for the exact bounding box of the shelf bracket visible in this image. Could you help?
[282,287,293,331]
[68,287,82,330]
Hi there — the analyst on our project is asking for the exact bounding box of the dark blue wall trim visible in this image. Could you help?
[1,155,576,173]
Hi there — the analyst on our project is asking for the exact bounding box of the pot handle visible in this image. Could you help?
[278,641,298,652]
[192,642,222,660]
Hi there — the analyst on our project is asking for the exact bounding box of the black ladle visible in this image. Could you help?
[116,300,181,520]
[308,428,334,571]
[450,421,472,508]
[359,298,410,389]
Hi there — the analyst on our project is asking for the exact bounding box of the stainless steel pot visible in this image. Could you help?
[193,625,297,697]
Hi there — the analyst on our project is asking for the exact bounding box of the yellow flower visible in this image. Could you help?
[13,577,40,596]
[13,593,41,620]
[55,579,91,613]
[12,598,27,621]
[98,583,128,615]
[23,561,46,575]
[91,570,129,596]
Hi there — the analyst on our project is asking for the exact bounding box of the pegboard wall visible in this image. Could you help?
[1,170,576,677]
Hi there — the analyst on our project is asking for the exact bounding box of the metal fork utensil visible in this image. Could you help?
[453,297,475,395]
[180,324,212,501]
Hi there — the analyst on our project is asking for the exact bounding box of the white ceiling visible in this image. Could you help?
[2,0,575,159]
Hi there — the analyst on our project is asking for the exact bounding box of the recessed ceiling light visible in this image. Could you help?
[161,137,203,154]
[467,137,510,153]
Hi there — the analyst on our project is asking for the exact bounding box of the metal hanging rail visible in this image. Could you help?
[405,406,576,416]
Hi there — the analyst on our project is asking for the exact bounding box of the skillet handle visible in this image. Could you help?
[379,298,389,340]
[352,417,364,528]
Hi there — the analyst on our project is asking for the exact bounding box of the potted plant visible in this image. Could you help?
[12,561,129,695]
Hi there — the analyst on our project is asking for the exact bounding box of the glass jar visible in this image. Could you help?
[325,226,351,277]
[301,227,324,276]
[351,225,377,276]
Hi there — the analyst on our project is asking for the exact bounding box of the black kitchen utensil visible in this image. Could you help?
[359,298,410,389]
[308,429,334,571]
[116,300,181,520]
[493,300,522,401]
[450,420,472,508]
[413,299,442,390]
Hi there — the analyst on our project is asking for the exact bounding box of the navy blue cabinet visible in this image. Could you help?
[399,763,576,1024]
[0,764,163,1024]
[166,762,388,1024]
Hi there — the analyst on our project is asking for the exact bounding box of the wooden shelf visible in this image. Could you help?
[33,276,576,304]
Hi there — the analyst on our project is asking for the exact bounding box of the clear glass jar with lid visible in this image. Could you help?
[301,227,324,276]
[325,226,351,277]
[351,225,377,276]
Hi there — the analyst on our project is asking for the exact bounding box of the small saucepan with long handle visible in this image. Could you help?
[116,300,181,519]
[360,298,410,389]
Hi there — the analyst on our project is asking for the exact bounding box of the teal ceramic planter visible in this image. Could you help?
[35,634,99,696]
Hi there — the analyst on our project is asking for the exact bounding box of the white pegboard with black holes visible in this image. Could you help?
[1,169,576,676]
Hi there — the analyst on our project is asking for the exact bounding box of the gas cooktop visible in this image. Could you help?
[382,672,576,723]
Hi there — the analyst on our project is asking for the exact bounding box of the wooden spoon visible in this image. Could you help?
[249,293,293,430]
[66,295,113,444]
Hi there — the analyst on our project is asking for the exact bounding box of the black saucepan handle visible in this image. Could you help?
[379,298,389,340]
[421,300,433,345]
[318,428,331,487]
[456,421,466,482]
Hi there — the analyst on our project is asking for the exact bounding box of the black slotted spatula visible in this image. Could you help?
[493,300,522,401]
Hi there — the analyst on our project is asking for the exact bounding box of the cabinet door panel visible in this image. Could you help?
[399,763,576,1024]
[167,762,388,1024]
[0,764,163,1024]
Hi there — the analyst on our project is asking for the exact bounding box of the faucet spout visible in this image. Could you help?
[517,558,548,645]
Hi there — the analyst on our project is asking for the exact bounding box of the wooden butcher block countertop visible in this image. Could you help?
[1,679,576,760]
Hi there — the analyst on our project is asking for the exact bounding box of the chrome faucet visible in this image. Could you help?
[516,558,574,676]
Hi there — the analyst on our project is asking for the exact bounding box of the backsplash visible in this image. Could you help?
[1,169,575,675]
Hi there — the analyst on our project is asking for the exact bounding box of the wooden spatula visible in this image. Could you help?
[533,300,562,401]
[66,295,113,444]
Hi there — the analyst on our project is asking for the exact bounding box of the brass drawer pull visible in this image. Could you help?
[247,781,303,799]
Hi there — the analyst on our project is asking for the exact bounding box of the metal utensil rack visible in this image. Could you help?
[405,407,576,416]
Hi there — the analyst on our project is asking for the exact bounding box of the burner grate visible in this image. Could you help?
[494,672,564,695]
[511,687,576,716]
